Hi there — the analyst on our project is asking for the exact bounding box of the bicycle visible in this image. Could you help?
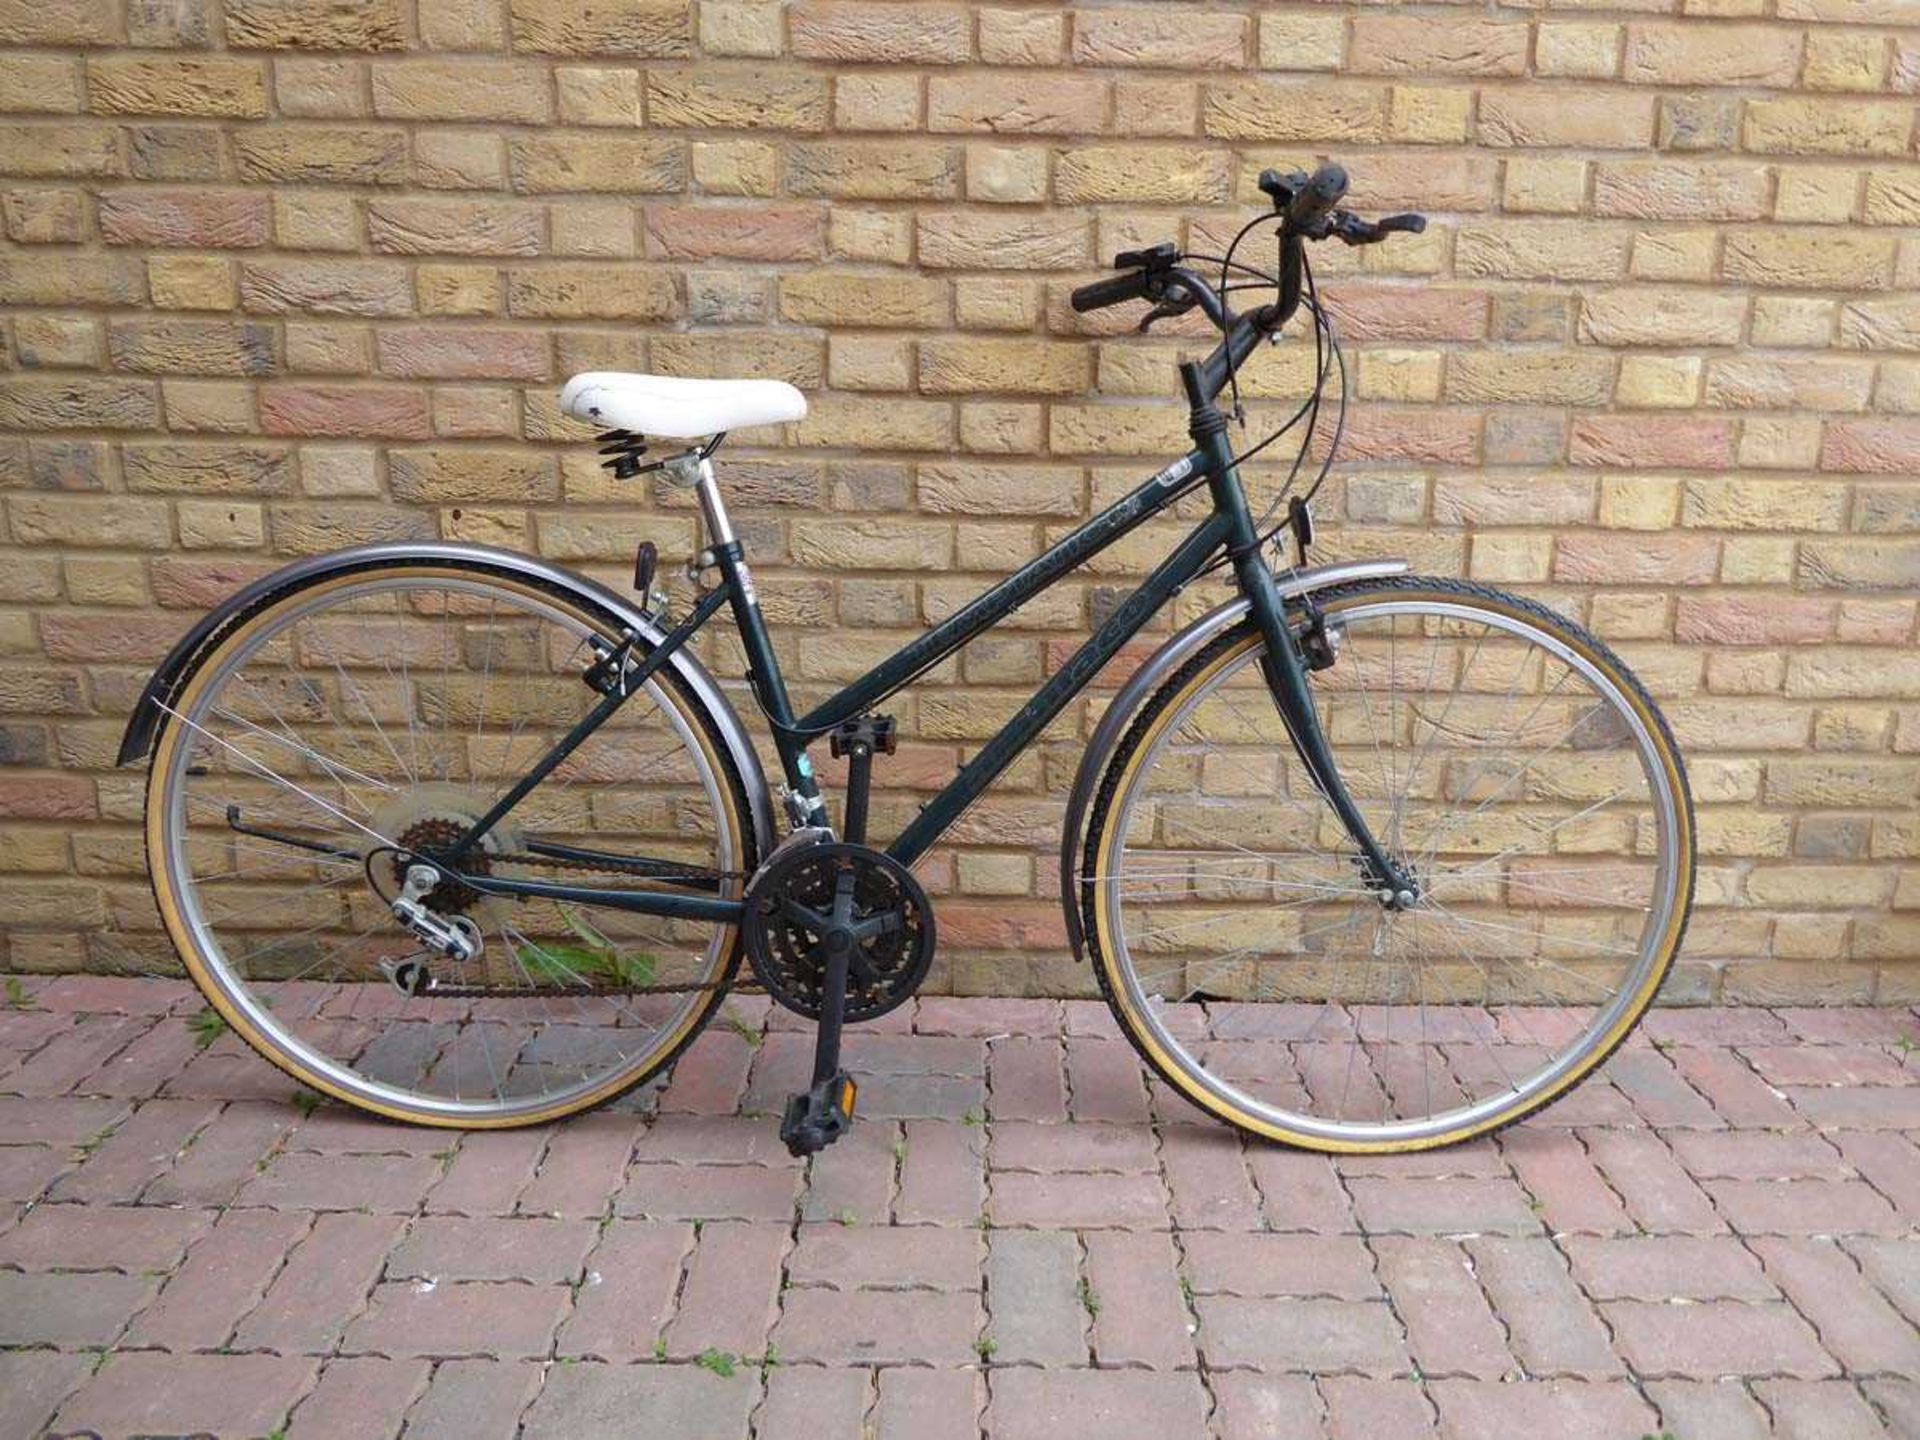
[120,163,1695,1156]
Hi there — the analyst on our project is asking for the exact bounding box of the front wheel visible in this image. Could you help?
[1083,577,1694,1153]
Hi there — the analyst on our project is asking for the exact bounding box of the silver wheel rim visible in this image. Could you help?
[155,570,739,1123]
[1100,595,1683,1147]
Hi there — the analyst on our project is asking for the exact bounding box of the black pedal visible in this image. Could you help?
[780,1071,857,1157]
[830,714,897,759]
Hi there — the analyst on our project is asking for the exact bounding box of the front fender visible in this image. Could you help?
[1058,557,1410,960]
[116,541,777,862]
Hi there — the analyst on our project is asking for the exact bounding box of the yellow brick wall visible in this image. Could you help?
[1,0,1917,1000]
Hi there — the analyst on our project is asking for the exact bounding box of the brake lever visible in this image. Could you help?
[1136,295,1197,333]
[1329,210,1428,246]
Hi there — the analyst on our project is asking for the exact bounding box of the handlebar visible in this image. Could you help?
[1068,159,1427,404]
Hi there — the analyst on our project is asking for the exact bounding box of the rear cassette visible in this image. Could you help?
[743,841,934,1022]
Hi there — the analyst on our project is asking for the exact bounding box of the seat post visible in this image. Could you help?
[666,452,735,550]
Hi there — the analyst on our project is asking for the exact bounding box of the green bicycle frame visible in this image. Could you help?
[445,364,1405,924]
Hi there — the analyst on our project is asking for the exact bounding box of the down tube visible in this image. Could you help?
[887,511,1233,869]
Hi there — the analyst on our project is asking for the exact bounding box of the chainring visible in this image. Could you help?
[742,841,935,1022]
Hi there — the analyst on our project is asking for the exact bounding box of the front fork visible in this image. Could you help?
[1186,364,1417,906]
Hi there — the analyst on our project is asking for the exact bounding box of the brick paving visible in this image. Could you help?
[2,978,1919,1439]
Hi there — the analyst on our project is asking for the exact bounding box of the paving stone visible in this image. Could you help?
[0,1199,214,1271]
[126,1206,313,1350]
[1755,1378,1892,1438]
[1846,1236,1920,1326]
[874,1367,983,1440]
[620,1161,802,1221]
[1182,1231,1378,1299]
[757,1364,869,1436]
[1785,1085,1920,1130]
[518,1112,638,1217]
[1775,1010,1915,1044]
[6,1014,147,1095]
[1209,1372,1324,1440]
[658,1029,754,1115]
[287,1355,430,1440]
[1752,1235,1920,1375]
[919,997,1060,1038]
[990,1118,1157,1172]
[521,1361,757,1440]
[293,1107,459,1154]
[1244,1148,1355,1231]
[48,1096,219,1203]
[77,1016,207,1099]
[665,1220,788,1359]
[1338,1140,1506,1179]
[0,1143,72,1202]
[54,1352,319,1440]
[1322,1376,1439,1438]
[895,1118,984,1224]
[401,1358,545,1440]
[787,1220,981,1290]
[1705,1177,1903,1235]
[1373,1236,1509,1380]
[1499,1128,1632,1234]
[1669,1045,1803,1128]
[1465,1236,1619,1379]
[774,1286,982,1364]
[988,1169,1167,1228]
[634,1114,805,1167]
[1644,1009,1791,1047]
[985,1228,1087,1365]
[556,1218,693,1360]
[0,1094,129,1147]
[1582,1127,1725,1233]
[1666,1128,1850,1180]
[1348,1175,1541,1236]
[1083,1228,1195,1369]
[1860,1378,1920,1436]
[1831,1131,1920,1224]
[426,1126,547,1215]
[1564,1234,1777,1302]
[1158,1123,1262,1229]
[1604,1045,1722,1127]
[1603,1299,1839,1380]
[348,1279,572,1360]
[801,1116,897,1223]
[987,1036,1068,1121]
[389,1214,599,1283]
[33,976,197,1014]
[1428,1378,1657,1439]
[1644,1379,1772,1440]
[1745,1044,1913,1088]
[1064,1037,1151,1122]
[241,1146,446,1212]
[985,1368,1210,1440]
[144,1099,294,1205]
[0,1267,158,1346]
[234,1211,407,1353]
[0,1349,90,1440]
[1196,1295,1407,1374]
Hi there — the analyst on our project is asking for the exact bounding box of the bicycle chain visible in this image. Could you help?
[404,847,759,1001]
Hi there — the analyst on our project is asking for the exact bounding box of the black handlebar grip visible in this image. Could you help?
[1287,162,1349,232]
[1070,269,1153,313]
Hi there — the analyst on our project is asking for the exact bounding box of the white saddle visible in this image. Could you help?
[560,372,808,439]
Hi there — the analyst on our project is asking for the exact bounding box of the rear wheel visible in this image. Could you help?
[1083,577,1694,1152]
[144,556,756,1127]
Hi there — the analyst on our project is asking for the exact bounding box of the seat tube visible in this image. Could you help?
[1181,364,1410,897]
[690,458,826,820]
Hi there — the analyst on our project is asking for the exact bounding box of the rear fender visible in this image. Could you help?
[116,541,777,861]
[1058,558,1410,959]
